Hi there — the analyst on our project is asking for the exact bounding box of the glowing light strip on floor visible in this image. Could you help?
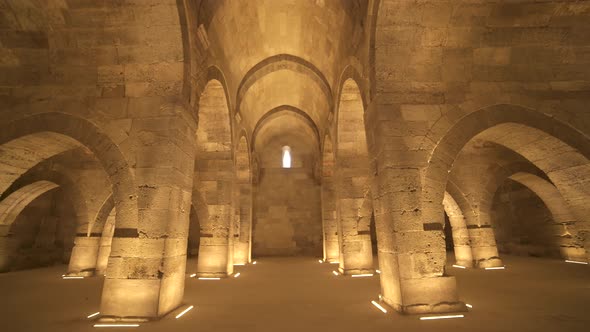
[452,264,466,269]
[252,261,257,265]
[565,260,589,265]
[234,273,241,278]
[175,305,194,319]
[318,259,324,263]
[375,270,381,274]
[332,271,339,276]
[198,277,220,280]
[189,274,196,278]
[87,312,100,319]
[485,266,506,270]
[371,301,387,313]
[466,304,473,309]
[329,261,339,264]
[234,264,246,266]
[94,324,140,328]
[351,274,374,278]
[420,314,464,321]
[62,276,84,279]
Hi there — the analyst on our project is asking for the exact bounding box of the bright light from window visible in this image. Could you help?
[282,146,291,168]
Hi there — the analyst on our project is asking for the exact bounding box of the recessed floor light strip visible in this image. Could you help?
[371,301,387,313]
[375,269,381,274]
[252,261,257,265]
[94,324,139,328]
[452,264,466,269]
[329,261,339,264]
[332,271,339,276]
[175,305,194,319]
[420,314,464,321]
[87,312,100,319]
[62,276,84,279]
[198,277,220,280]
[485,266,505,270]
[318,259,324,263]
[351,274,374,278]
[466,304,473,309]
[234,273,241,278]
[189,273,196,278]
[565,260,589,265]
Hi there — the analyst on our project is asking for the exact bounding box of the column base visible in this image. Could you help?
[383,276,467,315]
[196,272,231,278]
[338,267,375,275]
[65,269,96,277]
[475,257,503,268]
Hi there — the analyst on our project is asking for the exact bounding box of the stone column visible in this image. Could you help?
[234,183,252,265]
[467,225,503,268]
[321,176,339,263]
[99,101,195,319]
[335,169,373,275]
[95,212,115,275]
[197,204,234,277]
[67,235,101,276]
[0,226,17,272]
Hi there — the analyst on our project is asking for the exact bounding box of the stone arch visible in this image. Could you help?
[321,135,338,262]
[236,54,334,115]
[251,105,321,151]
[423,105,590,264]
[233,135,252,265]
[195,78,235,277]
[0,113,138,233]
[334,78,374,274]
[0,181,59,229]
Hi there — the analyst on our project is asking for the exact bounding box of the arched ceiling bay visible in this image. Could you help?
[198,0,367,136]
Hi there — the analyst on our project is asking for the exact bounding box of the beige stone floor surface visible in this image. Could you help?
[0,255,588,332]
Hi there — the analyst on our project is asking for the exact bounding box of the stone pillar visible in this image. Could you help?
[336,170,373,275]
[467,225,503,268]
[0,235,17,272]
[99,101,195,319]
[67,235,101,276]
[321,176,339,263]
[96,213,115,275]
[197,204,234,277]
[234,183,252,265]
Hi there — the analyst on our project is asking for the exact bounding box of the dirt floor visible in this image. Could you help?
[0,255,588,332]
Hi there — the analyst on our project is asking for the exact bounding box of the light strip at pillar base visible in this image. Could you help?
[234,272,241,278]
[94,324,139,328]
[318,259,324,263]
[485,266,506,270]
[252,261,257,265]
[62,276,84,279]
[371,301,387,313]
[332,271,339,276]
[87,312,100,319]
[175,305,194,319]
[351,274,374,278]
[198,277,220,280]
[420,314,464,321]
[189,274,196,278]
[466,304,473,309]
[329,261,339,264]
[452,264,466,269]
[375,269,381,274]
[565,260,589,265]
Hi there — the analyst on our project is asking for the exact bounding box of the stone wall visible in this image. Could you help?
[253,167,322,256]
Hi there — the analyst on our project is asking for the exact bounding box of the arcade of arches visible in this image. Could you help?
[0,1,589,331]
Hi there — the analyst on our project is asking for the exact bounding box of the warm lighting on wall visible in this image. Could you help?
[452,264,466,269]
[175,305,194,319]
[94,324,139,328]
[87,312,100,319]
[485,266,506,270]
[371,301,387,313]
[565,260,589,265]
[420,314,464,320]
[234,273,241,278]
[198,277,220,280]
[282,146,292,168]
[351,274,374,278]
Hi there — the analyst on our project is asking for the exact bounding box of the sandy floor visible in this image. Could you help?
[0,255,588,332]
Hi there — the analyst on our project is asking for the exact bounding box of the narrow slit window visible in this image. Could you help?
[282,146,292,168]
